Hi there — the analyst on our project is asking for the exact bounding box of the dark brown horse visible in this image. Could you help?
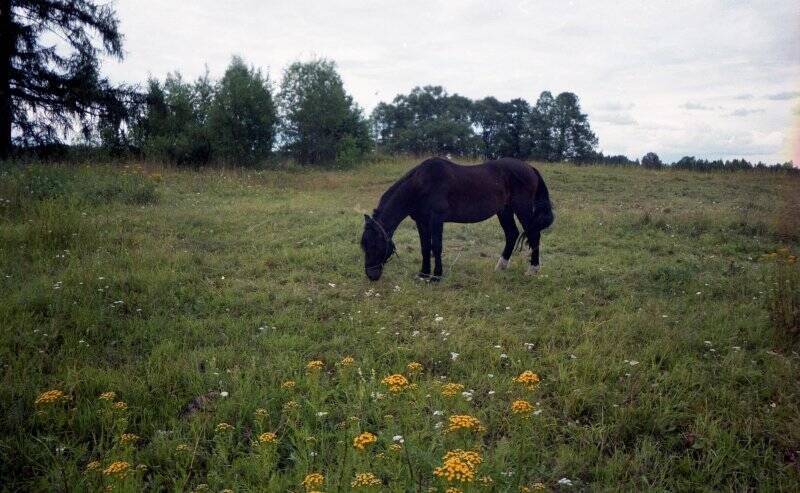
[360,157,554,281]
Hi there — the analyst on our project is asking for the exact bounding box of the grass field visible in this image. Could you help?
[1,158,799,492]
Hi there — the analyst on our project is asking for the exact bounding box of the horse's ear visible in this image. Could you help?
[363,214,370,222]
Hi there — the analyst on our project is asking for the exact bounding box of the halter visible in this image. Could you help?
[365,215,397,270]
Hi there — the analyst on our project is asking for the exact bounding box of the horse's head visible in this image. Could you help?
[360,214,395,281]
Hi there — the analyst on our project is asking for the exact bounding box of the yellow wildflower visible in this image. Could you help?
[35,389,69,405]
[351,472,382,488]
[119,433,139,445]
[112,401,128,411]
[306,360,324,371]
[381,374,409,392]
[282,380,296,389]
[254,408,269,418]
[302,472,325,489]
[407,361,423,372]
[353,431,377,450]
[446,488,463,493]
[99,391,116,401]
[513,371,540,390]
[441,383,464,397]
[442,449,482,467]
[339,356,355,367]
[283,400,300,412]
[258,432,277,444]
[215,422,234,433]
[433,452,477,483]
[103,461,131,478]
[176,444,191,452]
[446,415,485,433]
[85,461,101,473]
[389,443,403,452]
[511,399,535,416]
[479,475,494,485]
[531,483,546,490]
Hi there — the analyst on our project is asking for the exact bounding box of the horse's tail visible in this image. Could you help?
[515,167,554,251]
[531,168,554,230]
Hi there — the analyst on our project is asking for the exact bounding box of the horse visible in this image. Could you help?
[360,156,554,281]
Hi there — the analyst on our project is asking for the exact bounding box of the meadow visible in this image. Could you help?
[0,158,798,492]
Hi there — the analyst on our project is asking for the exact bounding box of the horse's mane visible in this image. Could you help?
[374,166,417,215]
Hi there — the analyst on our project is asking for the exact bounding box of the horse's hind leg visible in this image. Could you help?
[495,208,518,271]
[414,218,432,279]
[513,205,542,276]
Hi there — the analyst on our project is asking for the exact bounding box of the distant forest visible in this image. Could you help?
[0,1,794,171]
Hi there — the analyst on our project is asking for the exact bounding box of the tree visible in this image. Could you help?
[641,152,663,169]
[0,0,132,159]
[208,56,276,164]
[371,85,480,156]
[277,58,370,165]
[133,73,212,165]
[529,91,556,161]
[551,92,597,161]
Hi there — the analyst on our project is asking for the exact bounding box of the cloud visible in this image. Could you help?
[729,108,765,117]
[596,102,635,111]
[732,93,754,100]
[594,113,638,125]
[765,91,800,100]
[681,101,717,111]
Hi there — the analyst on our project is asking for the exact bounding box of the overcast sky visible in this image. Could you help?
[103,0,800,164]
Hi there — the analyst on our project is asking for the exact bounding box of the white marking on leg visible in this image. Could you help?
[525,264,540,276]
[495,256,510,271]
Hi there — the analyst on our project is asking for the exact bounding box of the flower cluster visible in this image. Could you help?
[254,408,269,418]
[446,415,485,433]
[112,401,128,411]
[351,472,382,487]
[407,361,423,373]
[434,449,482,483]
[103,461,131,478]
[98,391,117,401]
[281,380,296,389]
[381,374,409,393]
[513,371,540,390]
[340,356,355,367]
[302,472,324,489]
[35,389,69,405]
[511,399,534,415]
[258,432,277,444]
[353,431,377,449]
[119,433,140,445]
[306,360,324,371]
[215,422,234,433]
[441,383,464,397]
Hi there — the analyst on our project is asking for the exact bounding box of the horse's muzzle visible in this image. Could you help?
[365,267,382,281]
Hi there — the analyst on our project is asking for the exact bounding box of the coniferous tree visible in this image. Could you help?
[0,0,133,159]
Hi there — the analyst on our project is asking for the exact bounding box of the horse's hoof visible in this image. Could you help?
[429,275,442,283]
[495,256,510,271]
[525,265,540,276]
[416,272,431,281]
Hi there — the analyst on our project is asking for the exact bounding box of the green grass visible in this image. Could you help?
[1,158,799,492]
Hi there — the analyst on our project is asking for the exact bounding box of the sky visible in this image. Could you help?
[102,0,800,164]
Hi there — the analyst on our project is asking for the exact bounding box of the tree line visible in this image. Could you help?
[0,0,794,171]
[371,86,598,162]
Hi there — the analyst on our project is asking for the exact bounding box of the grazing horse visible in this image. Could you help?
[360,157,554,281]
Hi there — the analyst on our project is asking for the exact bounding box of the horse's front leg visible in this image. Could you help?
[430,218,444,280]
[415,219,431,279]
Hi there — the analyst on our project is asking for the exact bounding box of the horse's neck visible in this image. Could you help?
[376,182,411,236]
